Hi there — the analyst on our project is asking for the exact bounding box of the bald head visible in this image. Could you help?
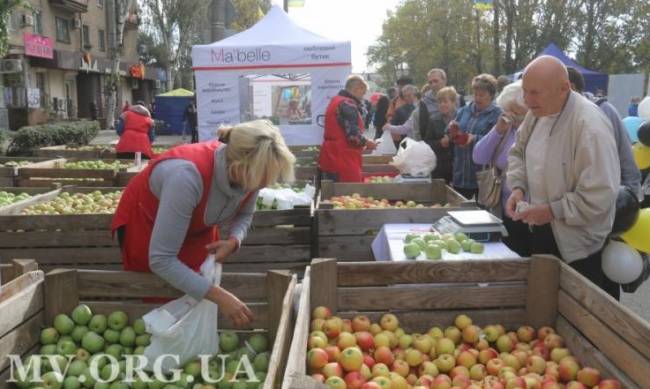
[522,55,571,117]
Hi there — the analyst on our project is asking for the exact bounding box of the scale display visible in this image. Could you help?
[432,210,507,242]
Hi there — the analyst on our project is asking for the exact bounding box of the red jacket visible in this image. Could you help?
[318,95,365,182]
[116,110,154,158]
[112,141,250,272]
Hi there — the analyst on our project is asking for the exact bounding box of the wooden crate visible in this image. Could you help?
[0,187,121,273]
[16,158,138,187]
[0,187,54,213]
[0,267,297,389]
[283,257,650,389]
[0,259,37,286]
[317,180,475,260]
[362,154,393,165]
[0,157,55,187]
[34,145,116,159]
[288,146,319,159]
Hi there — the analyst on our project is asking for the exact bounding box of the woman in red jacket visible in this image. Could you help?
[116,102,155,159]
[112,120,295,327]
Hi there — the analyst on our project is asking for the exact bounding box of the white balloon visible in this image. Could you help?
[638,96,650,120]
[602,240,644,284]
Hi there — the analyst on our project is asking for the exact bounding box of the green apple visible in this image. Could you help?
[148,379,165,389]
[136,334,151,347]
[123,346,133,355]
[63,376,81,389]
[412,238,427,250]
[425,245,442,260]
[79,368,96,388]
[422,233,436,242]
[184,360,202,377]
[232,381,247,389]
[404,233,418,243]
[71,326,89,343]
[75,348,90,362]
[134,346,145,355]
[109,383,129,389]
[119,326,136,347]
[60,335,74,343]
[41,328,60,345]
[42,371,64,389]
[41,344,58,355]
[470,241,485,254]
[226,359,240,375]
[68,360,87,376]
[461,238,473,252]
[105,344,123,360]
[103,329,120,344]
[88,354,108,371]
[133,319,147,335]
[447,240,461,254]
[220,331,239,353]
[107,311,128,331]
[94,383,110,389]
[81,331,105,354]
[54,314,75,335]
[217,374,234,389]
[71,305,93,326]
[253,352,269,372]
[248,334,268,353]
[100,363,119,381]
[88,315,107,333]
[133,374,149,389]
[403,242,420,259]
[454,232,468,242]
[57,339,77,355]
[43,355,68,373]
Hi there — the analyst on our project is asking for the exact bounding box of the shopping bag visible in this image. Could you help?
[391,138,436,177]
[143,255,221,372]
[372,130,398,156]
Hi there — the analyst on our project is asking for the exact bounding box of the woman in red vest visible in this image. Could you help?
[116,102,155,159]
[112,120,295,327]
[319,75,377,182]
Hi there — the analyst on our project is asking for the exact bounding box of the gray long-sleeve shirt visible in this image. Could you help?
[148,145,257,300]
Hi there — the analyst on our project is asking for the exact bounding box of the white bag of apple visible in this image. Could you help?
[391,137,436,177]
[372,130,398,155]
[142,255,221,373]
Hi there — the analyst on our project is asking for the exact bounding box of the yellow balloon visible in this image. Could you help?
[621,208,650,253]
[632,143,650,169]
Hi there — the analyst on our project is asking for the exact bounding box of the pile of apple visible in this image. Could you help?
[15,304,271,389]
[152,146,169,154]
[366,176,394,184]
[20,190,122,215]
[0,191,31,207]
[0,160,32,167]
[403,232,484,260]
[329,194,445,210]
[306,308,621,389]
[63,161,132,171]
[64,145,113,152]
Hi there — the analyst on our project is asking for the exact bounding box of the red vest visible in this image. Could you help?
[116,111,154,158]
[111,141,250,272]
[318,95,365,182]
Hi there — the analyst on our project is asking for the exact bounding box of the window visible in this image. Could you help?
[32,11,43,35]
[36,73,47,108]
[98,29,105,51]
[55,17,70,43]
[83,25,91,48]
[97,0,104,8]
[7,10,19,32]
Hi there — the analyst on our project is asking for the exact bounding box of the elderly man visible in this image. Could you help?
[319,75,377,182]
[383,68,448,140]
[506,56,621,299]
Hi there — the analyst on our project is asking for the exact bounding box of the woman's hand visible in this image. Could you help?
[440,135,450,148]
[495,113,512,135]
[206,238,239,263]
[207,286,253,328]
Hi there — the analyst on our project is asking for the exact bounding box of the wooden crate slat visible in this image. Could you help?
[337,260,530,286]
[0,214,113,230]
[320,181,442,203]
[17,179,113,187]
[556,316,639,389]
[252,209,312,227]
[0,230,115,248]
[83,301,269,331]
[338,308,529,333]
[525,256,560,328]
[0,271,44,305]
[558,290,650,387]
[19,167,116,180]
[39,264,124,273]
[560,264,650,360]
[318,235,375,260]
[337,283,527,311]
[0,280,43,340]
[0,311,43,372]
[282,267,311,388]
[264,274,297,389]
[77,270,268,301]
[222,262,309,274]
[245,226,311,245]
[229,245,310,262]
[1,247,121,265]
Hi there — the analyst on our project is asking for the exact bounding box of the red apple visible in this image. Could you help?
[505,377,527,389]
[419,360,439,377]
[326,376,347,389]
[550,347,571,363]
[456,350,477,368]
[374,332,390,348]
[444,326,462,345]
[436,337,456,355]
[496,335,514,353]
[311,318,325,331]
[338,332,357,349]
[361,383,382,389]
[343,319,353,333]
[391,359,410,377]
[462,325,481,344]
[374,346,394,366]
[434,354,456,374]
[452,374,471,388]
[478,347,499,364]
[404,348,423,367]
[526,355,547,375]
[345,371,367,389]
[558,357,580,382]
[352,315,371,332]
[324,317,344,339]
[371,363,390,378]
[413,334,434,354]
[363,354,375,368]
[371,376,392,389]
[355,331,374,351]
[540,380,563,389]
[431,374,452,389]
[322,362,344,378]
[543,334,564,350]
[311,373,325,383]
[483,325,500,343]
[597,379,622,389]
[537,326,555,341]
[454,314,473,330]
[307,347,329,370]
[325,345,342,362]
[379,313,399,331]
[309,335,328,349]
[475,338,489,351]
[449,365,469,379]
[576,367,601,387]
[516,326,536,343]
[313,306,332,320]
[486,358,505,376]
[340,347,364,372]
[565,381,587,389]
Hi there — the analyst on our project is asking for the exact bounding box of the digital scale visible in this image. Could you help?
[393,174,432,183]
[432,210,508,242]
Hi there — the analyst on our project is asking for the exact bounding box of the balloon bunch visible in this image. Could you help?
[603,187,650,285]
[630,97,650,169]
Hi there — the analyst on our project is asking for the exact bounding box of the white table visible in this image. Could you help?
[371,223,520,261]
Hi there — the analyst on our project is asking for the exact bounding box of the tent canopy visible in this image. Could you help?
[191,6,352,145]
[514,43,609,94]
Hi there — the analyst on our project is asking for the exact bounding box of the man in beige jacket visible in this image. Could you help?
[505,56,621,299]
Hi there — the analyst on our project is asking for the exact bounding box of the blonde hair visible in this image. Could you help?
[472,73,498,97]
[218,120,295,191]
[345,75,369,91]
[437,86,458,105]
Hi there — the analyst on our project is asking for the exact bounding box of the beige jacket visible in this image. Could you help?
[507,91,620,261]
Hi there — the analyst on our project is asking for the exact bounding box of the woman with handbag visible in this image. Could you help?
[473,81,530,256]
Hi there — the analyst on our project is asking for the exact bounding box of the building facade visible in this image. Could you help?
[1,0,166,130]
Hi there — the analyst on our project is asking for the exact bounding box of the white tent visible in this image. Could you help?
[191,6,352,145]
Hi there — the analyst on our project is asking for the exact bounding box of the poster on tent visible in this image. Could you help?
[195,66,349,145]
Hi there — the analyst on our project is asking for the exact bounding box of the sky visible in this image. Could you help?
[269,0,403,73]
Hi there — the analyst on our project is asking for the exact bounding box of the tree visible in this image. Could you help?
[0,0,28,58]
[140,0,210,90]
[230,0,272,31]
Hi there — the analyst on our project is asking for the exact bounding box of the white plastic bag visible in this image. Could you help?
[372,130,398,156]
[391,138,437,177]
[143,256,221,373]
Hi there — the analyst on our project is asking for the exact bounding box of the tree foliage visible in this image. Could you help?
[369,0,650,89]
[0,0,28,58]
